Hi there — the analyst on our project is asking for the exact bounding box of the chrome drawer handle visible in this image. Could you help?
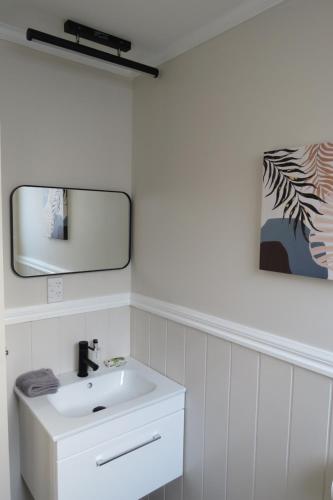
[96,434,162,467]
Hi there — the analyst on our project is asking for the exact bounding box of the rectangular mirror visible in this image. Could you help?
[10,186,131,277]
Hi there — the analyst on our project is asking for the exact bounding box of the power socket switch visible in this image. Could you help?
[47,277,64,303]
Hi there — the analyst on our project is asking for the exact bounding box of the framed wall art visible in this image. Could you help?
[260,142,333,280]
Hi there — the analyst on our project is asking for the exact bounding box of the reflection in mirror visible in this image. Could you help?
[11,186,131,277]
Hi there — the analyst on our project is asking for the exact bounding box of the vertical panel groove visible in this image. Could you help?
[251,354,261,500]
[148,314,151,366]
[225,344,233,500]
[130,309,134,356]
[181,330,187,500]
[165,320,169,377]
[182,325,186,500]
[29,321,33,364]
[201,335,208,500]
[322,381,333,500]
[164,321,168,376]
[285,365,294,496]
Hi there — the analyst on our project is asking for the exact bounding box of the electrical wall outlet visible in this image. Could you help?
[47,277,64,303]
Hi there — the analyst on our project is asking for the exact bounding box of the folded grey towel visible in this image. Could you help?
[16,368,60,398]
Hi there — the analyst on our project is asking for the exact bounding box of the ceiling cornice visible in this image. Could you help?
[0,0,285,78]
[150,0,285,66]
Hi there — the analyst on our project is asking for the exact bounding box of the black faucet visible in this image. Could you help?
[78,340,99,377]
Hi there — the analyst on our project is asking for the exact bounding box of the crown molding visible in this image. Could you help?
[151,0,285,65]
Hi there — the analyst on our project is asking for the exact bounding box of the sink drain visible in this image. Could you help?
[92,405,106,413]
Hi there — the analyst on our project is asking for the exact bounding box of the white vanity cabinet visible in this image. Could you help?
[57,411,183,500]
[16,359,185,500]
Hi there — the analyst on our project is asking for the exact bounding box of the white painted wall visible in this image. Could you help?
[0,40,132,308]
[132,0,333,352]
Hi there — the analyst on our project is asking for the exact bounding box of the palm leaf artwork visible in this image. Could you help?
[309,193,333,271]
[303,143,333,200]
[45,188,68,240]
[263,148,324,241]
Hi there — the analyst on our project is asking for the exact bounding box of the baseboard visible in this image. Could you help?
[131,293,333,379]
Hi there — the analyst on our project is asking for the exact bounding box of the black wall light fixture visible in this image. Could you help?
[26,20,159,78]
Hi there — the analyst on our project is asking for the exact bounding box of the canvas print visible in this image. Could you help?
[260,142,333,279]
[44,188,68,240]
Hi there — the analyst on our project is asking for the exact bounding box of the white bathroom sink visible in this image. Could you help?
[15,357,185,500]
[48,367,156,417]
[15,357,185,441]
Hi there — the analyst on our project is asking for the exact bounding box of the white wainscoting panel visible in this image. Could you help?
[131,307,150,365]
[166,321,185,387]
[165,321,186,500]
[254,355,292,500]
[183,328,207,500]
[149,315,167,375]
[31,318,61,372]
[227,345,259,500]
[6,323,33,500]
[6,305,130,500]
[325,402,333,500]
[286,368,331,500]
[132,306,333,500]
[59,313,86,374]
[131,294,333,379]
[7,295,333,500]
[203,336,231,500]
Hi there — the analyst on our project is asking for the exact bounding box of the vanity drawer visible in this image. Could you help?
[57,410,184,500]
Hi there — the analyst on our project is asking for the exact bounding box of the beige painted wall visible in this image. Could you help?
[132,0,333,351]
[0,41,132,308]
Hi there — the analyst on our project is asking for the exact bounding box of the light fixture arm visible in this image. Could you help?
[26,24,159,78]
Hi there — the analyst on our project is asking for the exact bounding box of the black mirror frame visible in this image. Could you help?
[10,185,132,278]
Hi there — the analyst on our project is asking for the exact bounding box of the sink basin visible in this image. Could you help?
[15,357,185,441]
[48,368,156,417]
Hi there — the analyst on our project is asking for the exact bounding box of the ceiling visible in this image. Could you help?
[0,0,284,66]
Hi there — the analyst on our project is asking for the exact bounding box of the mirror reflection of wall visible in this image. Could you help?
[11,186,131,277]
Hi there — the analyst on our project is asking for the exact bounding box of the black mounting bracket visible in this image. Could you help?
[64,20,132,53]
